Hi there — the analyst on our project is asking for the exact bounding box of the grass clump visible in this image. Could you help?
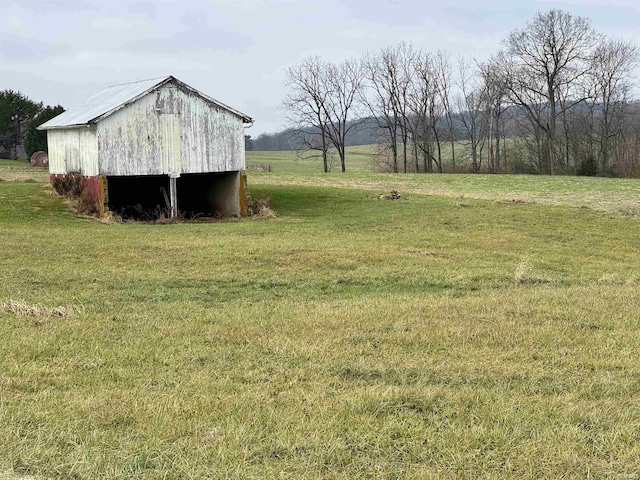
[513,256,550,285]
[250,195,277,219]
[1,299,83,317]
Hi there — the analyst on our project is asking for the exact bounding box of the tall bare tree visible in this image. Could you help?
[435,51,456,172]
[456,58,486,172]
[589,37,639,172]
[322,59,365,172]
[407,51,442,172]
[282,57,331,172]
[502,9,600,174]
[363,43,416,173]
[479,57,508,172]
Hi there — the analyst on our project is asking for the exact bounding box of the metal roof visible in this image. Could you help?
[38,76,253,130]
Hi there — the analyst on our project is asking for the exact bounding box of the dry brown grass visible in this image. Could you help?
[1,299,83,318]
[0,469,41,480]
[513,256,551,285]
[97,210,123,224]
[250,196,278,220]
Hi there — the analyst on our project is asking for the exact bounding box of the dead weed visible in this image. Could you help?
[1,299,84,318]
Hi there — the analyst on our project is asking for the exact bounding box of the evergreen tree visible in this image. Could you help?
[25,105,64,156]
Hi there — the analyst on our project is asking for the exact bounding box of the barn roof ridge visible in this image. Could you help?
[107,76,171,87]
[38,76,252,130]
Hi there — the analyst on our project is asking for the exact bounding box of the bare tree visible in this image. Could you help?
[456,57,486,172]
[589,37,639,172]
[283,57,364,172]
[502,9,600,174]
[282,57,331,172]
[407,51,442,172]
[321,59,365,172]
[435,51,456,172]
[363,43,415,173]
[479,57,508,172]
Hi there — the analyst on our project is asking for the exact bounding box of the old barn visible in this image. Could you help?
[38,76,253,218]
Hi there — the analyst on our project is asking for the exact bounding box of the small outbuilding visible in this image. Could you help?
[38,76,253,217]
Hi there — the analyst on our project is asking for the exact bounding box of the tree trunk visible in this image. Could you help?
[423,147,428,173]
[450,136,456,173]
[321,129,328,173]
[402,135,408,173]
[495,121,501,172]
[548,83,557,175]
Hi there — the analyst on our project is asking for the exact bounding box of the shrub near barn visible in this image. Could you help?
[51,172,102,216]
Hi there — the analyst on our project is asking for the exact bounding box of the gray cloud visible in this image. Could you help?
[126,1,158,18]
[335,0,430,27]
[123,28,253,55]
[13,0,100,13]
[1,0,639,135]
[0,34,71,62]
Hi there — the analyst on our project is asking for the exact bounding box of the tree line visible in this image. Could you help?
[281,9,640,176]
[0,90,64,160]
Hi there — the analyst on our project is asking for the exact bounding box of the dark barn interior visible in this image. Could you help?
[106,171,240,219]
[177,172,240,217]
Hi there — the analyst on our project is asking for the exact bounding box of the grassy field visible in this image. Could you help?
[247,148,640,216]
[1,157,640,478]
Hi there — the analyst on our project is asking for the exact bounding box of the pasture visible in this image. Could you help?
[1,153,640,478]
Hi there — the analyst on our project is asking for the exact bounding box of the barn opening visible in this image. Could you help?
[106,171,241,220]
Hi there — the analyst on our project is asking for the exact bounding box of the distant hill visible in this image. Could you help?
[248,118,385,151]
[247,115,473,152]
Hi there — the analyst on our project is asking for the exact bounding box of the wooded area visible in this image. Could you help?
[0,90,63,160]
[275,10,640,176]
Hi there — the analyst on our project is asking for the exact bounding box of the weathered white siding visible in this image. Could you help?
[47,127,99,176]
[97,91,166,176]
[177,88,245,173]
[96,82,245,176]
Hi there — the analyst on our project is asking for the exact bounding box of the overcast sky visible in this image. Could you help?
[1,0,639,135]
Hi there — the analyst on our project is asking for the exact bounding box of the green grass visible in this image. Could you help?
[2,158,640,478]
[246,146,374,175]
[247,148,640,215]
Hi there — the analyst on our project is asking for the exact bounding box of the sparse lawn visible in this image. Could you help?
[1,158,640,478]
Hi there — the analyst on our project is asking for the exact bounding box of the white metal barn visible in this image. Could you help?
[38,76,253,217]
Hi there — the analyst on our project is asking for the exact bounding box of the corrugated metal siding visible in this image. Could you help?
[96,83,245,176]
[47,127,99,176]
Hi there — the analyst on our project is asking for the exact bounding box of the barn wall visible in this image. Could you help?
[96,83,245,176]
[97,91,167,176]
[177,88,245,173]
[47,127,99,176]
